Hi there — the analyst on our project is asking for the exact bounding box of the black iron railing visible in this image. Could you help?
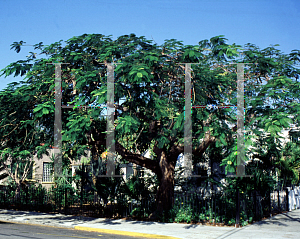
[0,186,289,225]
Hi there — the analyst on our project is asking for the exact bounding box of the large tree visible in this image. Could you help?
[1,34,299,217]
[0,77,50,197]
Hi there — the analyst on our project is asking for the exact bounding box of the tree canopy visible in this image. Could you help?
[1,33,300,216]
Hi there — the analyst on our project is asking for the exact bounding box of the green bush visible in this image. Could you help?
[174,205,198,223]
[241,220,248,226]
[199,213,206,221]
[227,218,235,226]
[50,183,79,208]
[130,207,144,218]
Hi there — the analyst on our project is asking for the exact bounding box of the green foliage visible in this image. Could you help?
[92,162,126,205]
[1,33,300,219]
[130,207,145,218]
[174,205,197,223]
[227,218,236,226]
[280,141,300,186]
[115,115,140,135]
[124,170,157,199]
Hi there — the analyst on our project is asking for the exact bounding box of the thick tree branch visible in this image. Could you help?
[192,133,216,158]
[115,141,159,174]
[21,160,33,182]
[168,141,184,164]
[86,127,159,174]
[192,113,221,157]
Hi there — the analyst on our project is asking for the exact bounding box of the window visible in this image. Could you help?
[43,162,53,182]
[290,130,300,143]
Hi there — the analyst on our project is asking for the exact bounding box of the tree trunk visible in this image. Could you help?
[14,180,21,202]
[88,128,214,220]
[156,166,175,212]
[150,151,175,219]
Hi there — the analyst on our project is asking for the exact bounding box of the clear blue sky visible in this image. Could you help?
[0,0,299,90]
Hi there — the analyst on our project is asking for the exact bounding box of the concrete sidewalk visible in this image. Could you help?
[0,209,299,239]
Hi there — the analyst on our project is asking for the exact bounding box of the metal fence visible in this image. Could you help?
[286,186,300,211]
[0,185,291,224]
[173,188,289,224]
[0,185,156,218]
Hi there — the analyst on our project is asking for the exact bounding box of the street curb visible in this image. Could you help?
[74,226,181,239]
[0,220,181,239]
[0,220,73,229]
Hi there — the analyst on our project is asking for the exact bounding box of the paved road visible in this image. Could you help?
[0,209,299,238]
[0,221,139,239]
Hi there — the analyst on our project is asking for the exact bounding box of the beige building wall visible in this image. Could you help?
[32,149,55,190]
[33,148,91,190]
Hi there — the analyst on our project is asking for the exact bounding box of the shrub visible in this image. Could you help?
[174,205,197,224]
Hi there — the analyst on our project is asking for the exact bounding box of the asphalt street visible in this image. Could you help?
[0,209,299,238]
[0,221,139,239]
